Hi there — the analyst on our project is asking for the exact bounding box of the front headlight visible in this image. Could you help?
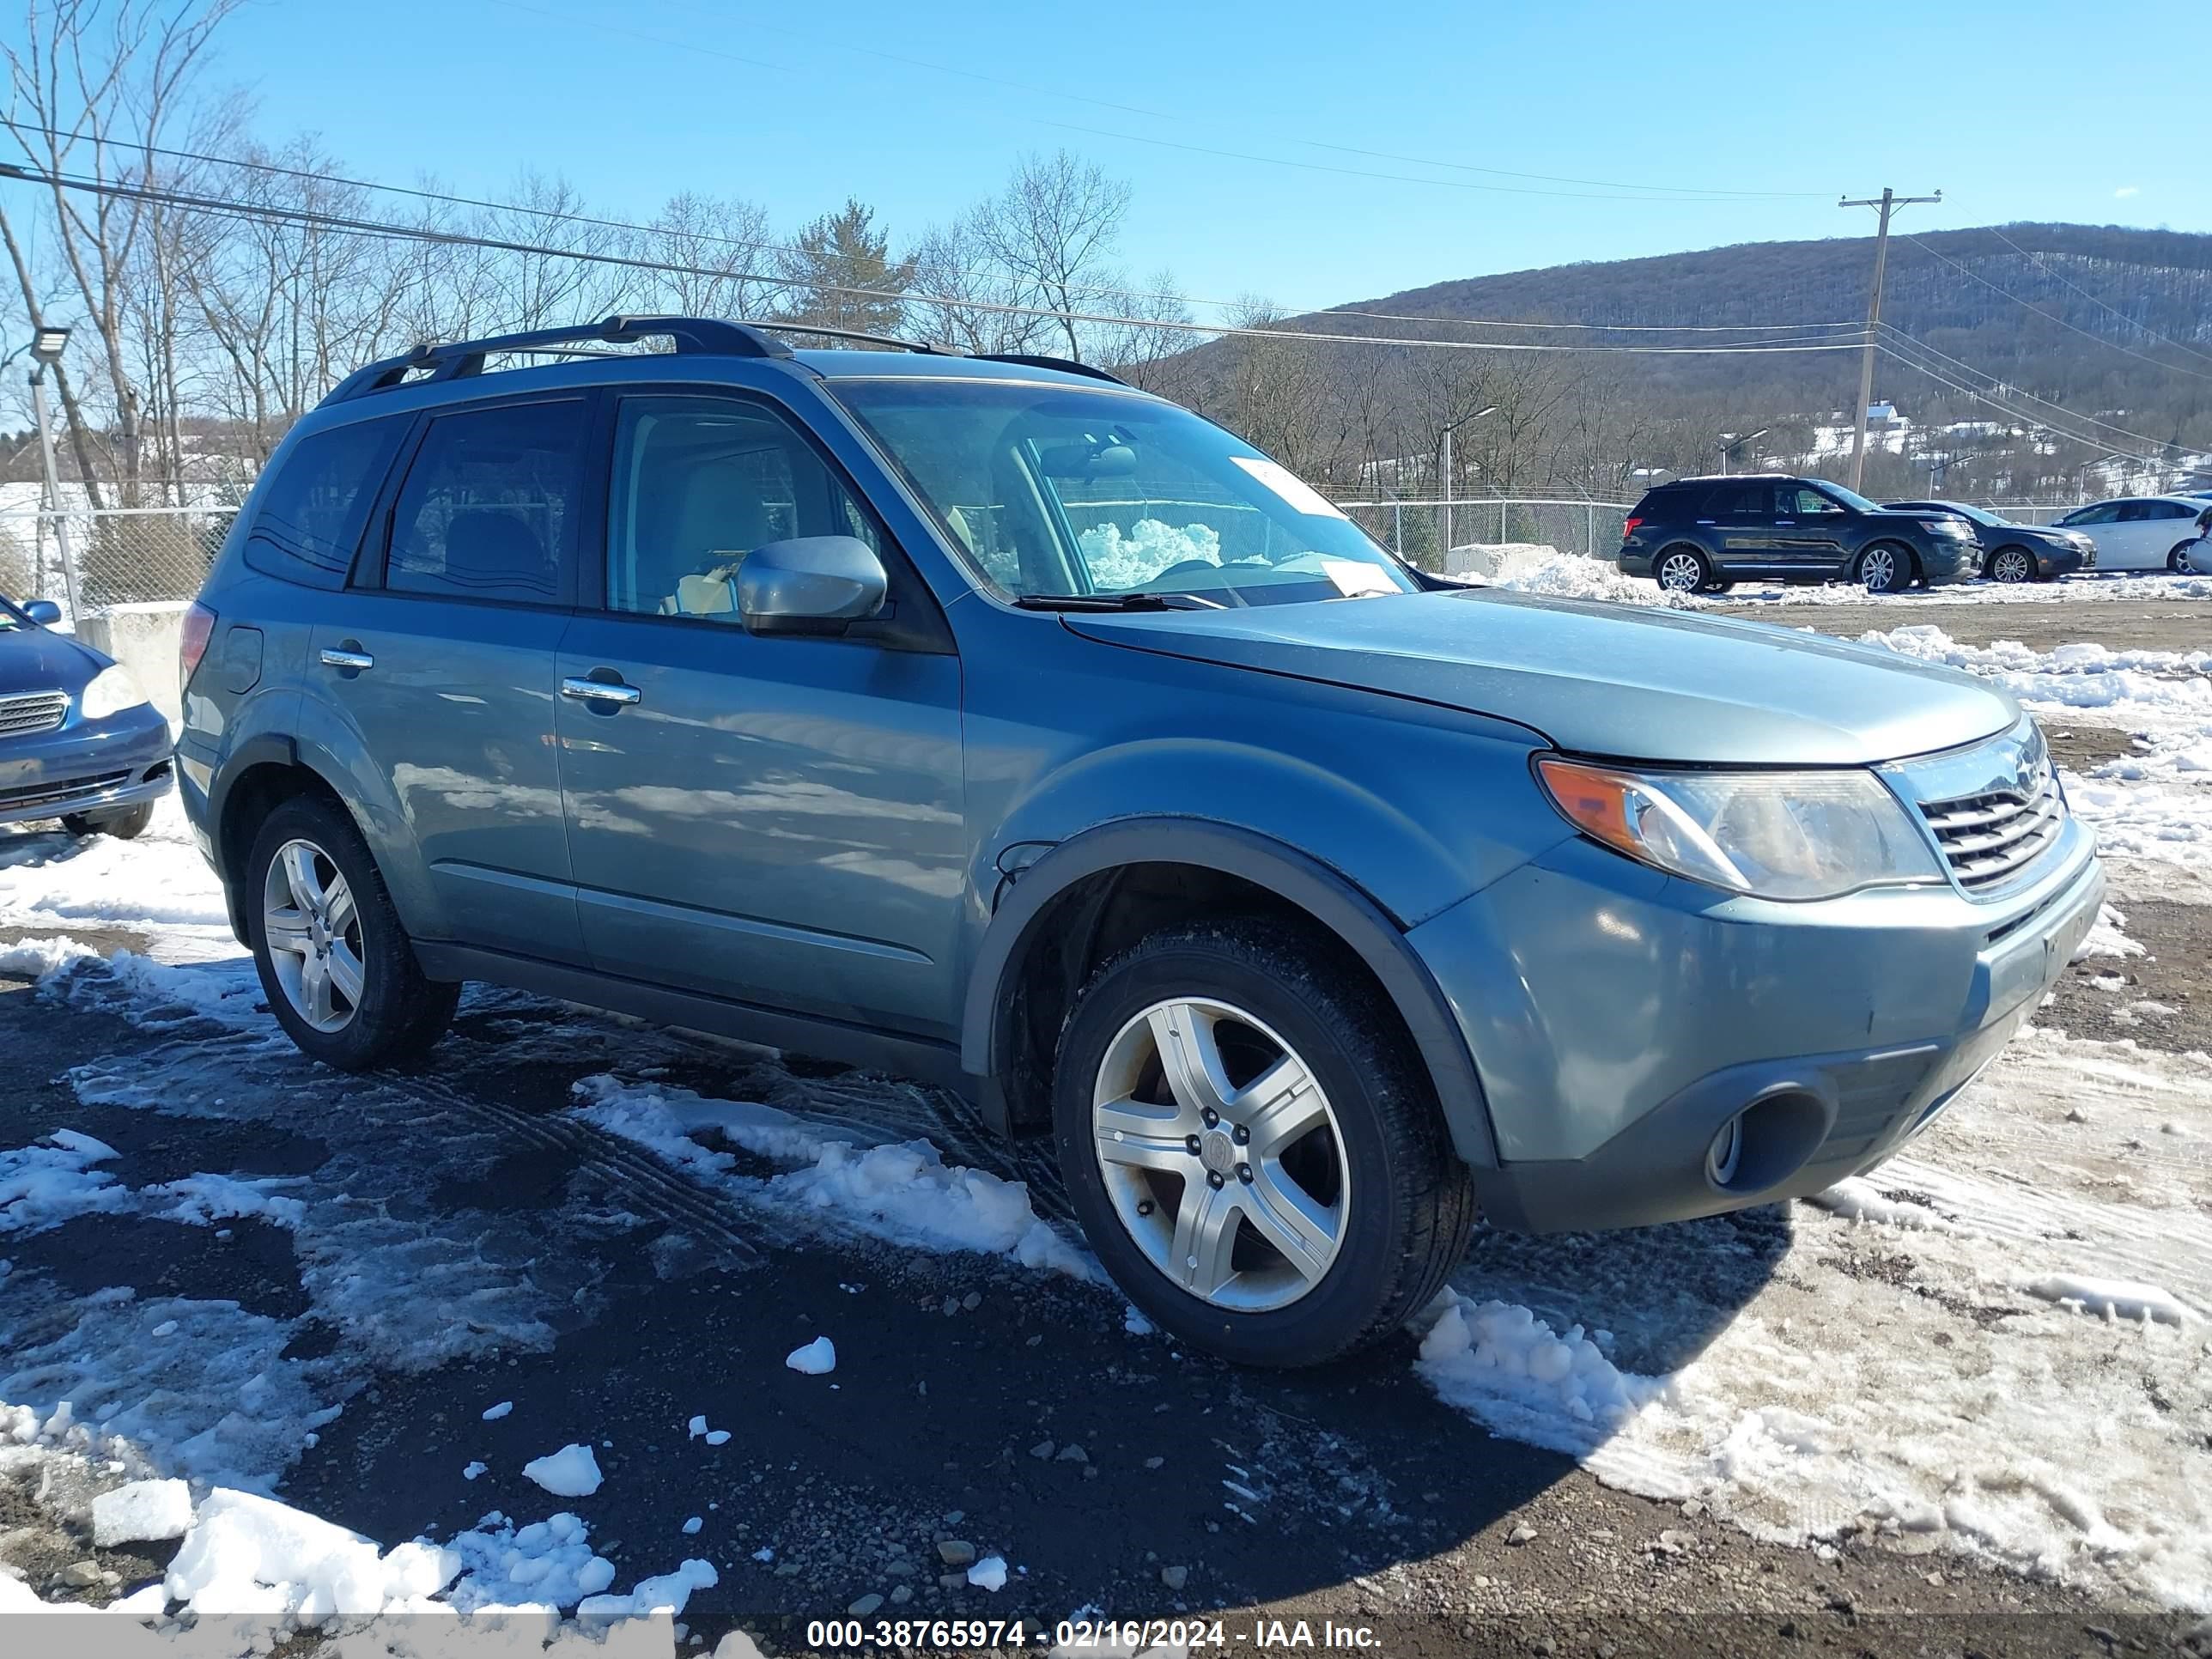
[78,663,149,721]
[1929,519,1973,538]
[1535,757,1946,901]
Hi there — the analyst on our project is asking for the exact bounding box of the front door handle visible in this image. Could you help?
[319,644,374,672]
[560,675,641,708]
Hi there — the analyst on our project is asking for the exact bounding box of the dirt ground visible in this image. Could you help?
[1705,590,2211,654]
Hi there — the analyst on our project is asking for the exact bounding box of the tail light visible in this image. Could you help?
[179,601,216,690]
[1621,516,1644,540]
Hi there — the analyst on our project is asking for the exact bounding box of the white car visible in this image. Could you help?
[2050,495,2209,572]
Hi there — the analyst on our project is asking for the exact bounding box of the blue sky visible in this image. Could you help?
[209,0,2200,318]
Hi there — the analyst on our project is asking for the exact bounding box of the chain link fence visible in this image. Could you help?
[0,507,235,622]
[1334,498,1633,573]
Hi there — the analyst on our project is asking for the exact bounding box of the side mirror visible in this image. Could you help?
[20,599,62,627]
[736,536,888,636]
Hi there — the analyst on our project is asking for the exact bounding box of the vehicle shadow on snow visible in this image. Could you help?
[9,961,1787,1627]
[270,1018,1790,1631]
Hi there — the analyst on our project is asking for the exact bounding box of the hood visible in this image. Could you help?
[1064,588,2016,766]
[0,623,103,696]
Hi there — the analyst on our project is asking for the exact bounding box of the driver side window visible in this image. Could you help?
[606,396,881,623]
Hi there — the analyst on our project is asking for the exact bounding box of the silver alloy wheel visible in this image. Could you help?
[1091,997,1347,1312]
[261,837,365,1033]
[1656,551,1705,592]
[1858,545,1899,592]
[1992,549,2034,583]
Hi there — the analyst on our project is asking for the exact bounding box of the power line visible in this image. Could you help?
[1899,232,2212,383]
[501,0,1832,204]
[1982,226,2212,370]
[0,160,1877,360]
[1873,337,2167,466]
[1876,322,2179,453]
[0,120,1868,338]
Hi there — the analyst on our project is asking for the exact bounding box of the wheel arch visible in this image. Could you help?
[208,737,389,945]
[960,818,1500,1170]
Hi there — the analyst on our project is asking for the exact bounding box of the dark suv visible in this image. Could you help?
[1619,474,1979,595]
[175,318,2101,1368]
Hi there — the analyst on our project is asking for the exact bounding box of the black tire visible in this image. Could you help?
[1987,545,2039,584]
[1855,542,1911,594]
[61,802,154,840]
[245,794,459,1068]
[1699,579,1736,595]
[1052,920,1476,1368]
[1652,545,1713,595]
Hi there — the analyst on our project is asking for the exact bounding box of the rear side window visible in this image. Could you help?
[1631,485,1693,520]
[384,398,588,605]
[242,419,407,590]
[1703,483,1771,518]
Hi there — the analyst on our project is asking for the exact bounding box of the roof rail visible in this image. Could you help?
[758,322,969,356]
[973,353,1128,386]
[319,315,792,406]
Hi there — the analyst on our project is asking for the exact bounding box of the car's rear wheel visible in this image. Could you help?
[1856,542,1911,594]
[1700,579,1736,595]
[246,795,459,1068]
[1655,547,1712,594]
[60,802,154,840]
[1989,546,2037,584]
[1053,920,1475,1367]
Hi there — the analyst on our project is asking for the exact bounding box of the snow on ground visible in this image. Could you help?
[1422,1024,2212,1610]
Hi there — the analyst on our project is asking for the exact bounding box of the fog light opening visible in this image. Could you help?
[1705,1115,1744,1188]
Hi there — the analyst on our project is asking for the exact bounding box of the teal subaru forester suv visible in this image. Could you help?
[177,317,2104,1366]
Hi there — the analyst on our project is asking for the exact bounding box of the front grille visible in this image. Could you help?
[0,768,129,811]
[0,690,69,736]
[1917,742,2065,890]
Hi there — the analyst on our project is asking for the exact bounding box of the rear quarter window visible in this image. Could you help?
[1632,486,1695,519]
[240,419,408,590]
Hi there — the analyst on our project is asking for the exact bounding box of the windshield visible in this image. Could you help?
[0,596,29,631]
[1896,500,2001,526]
[829,378,1417,606]
[1820,481,1884,513]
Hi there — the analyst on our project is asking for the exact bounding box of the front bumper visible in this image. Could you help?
[1410,817,2104,1233]
[0,701,175,827]
[1917,536,1980,585]
[2027,541,2090,578]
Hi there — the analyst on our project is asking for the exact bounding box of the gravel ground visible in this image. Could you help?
[1705,589,2212,654]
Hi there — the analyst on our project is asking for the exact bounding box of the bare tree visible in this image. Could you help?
[636,191,775,321]
[2,0,245,503]
[907,213,1052,356]
[970,150,1130,362]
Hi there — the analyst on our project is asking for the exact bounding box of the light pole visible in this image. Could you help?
[1717,427,1769,476]
[26,325,81,623]
[1438,404,1497,556]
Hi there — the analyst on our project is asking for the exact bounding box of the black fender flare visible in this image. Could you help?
[959,817,1500,1168]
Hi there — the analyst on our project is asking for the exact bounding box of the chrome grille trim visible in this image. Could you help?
[0,689,69,736]
[1891,721,2068,895]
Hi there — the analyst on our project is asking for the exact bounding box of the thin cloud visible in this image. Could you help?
[2114,185,2141,198]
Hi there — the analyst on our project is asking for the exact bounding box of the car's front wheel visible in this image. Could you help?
[1856,542,1911,594]
[1053,921,1475,1367]
[2171,543,2196,574]
[246,795,459,1068]
[1989,546,2038,584]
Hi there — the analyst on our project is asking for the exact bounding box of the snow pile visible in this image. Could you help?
[1861,625,2212,720]
[2066,776,2212,864]
[1416,1295,1659,1456]
[164,1486,460,1620]
[1478,546,1689,607]
[91,1477,194,1546]
[1078,519,1220,590]
[521,1443,603,1498]
[0,1127,128,1234]
[0,933,100,978]
[574,1076,1097,1280]
[444,1510,615,1611]
[579,1558,717,1622]
[1417,1024,2212,1610]
[144,1172,307,1231]
[784,1335,836,1375]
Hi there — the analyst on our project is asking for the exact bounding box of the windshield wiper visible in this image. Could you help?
[1012,592,1218,611]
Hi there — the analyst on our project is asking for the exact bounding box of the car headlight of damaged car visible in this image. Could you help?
[78,663,151,721]
[1535,757,1946,901]
[1929,518,1974,538]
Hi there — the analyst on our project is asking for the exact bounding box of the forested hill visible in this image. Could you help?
[1155,223,2212,503]
[1321,222,2212,451]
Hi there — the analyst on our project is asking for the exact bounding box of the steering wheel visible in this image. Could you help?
[1142,558,1222,588]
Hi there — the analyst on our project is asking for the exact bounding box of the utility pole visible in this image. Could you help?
[1840,187,1941,493]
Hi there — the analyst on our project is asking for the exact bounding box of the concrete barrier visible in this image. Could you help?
[77,600,189,725]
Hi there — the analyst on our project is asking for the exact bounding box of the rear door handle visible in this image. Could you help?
[319,644,374,672]
[561,675,641,708]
